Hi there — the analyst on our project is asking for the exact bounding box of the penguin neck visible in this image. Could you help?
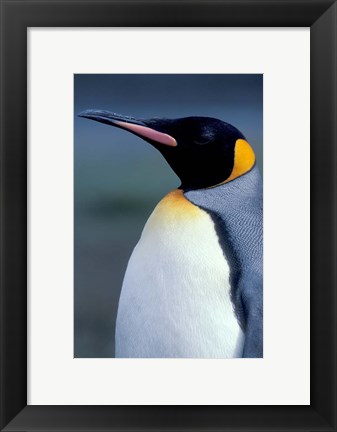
[184,164,262,215]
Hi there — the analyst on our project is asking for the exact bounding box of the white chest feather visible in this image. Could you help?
[115,190,244,358]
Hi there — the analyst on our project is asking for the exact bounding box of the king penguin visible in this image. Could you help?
[78,110,263,358]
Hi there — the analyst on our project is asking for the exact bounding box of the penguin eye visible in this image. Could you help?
[193,137,212,145]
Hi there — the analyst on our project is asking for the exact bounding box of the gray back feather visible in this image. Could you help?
[185,165,263,345]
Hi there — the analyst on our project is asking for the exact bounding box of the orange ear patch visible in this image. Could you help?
[224,139,256,184]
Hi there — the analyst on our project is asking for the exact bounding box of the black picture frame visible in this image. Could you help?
[1,1,336,431]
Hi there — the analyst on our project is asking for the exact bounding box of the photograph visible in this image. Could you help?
[74,74,263,358]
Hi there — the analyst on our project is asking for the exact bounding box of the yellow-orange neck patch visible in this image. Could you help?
[224,139,255,184]
[143,189,202,234]
[156,189,200,218]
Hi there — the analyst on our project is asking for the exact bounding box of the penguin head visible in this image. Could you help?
[78,110,256,190]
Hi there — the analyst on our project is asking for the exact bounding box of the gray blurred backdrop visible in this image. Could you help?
[74,74,263,358]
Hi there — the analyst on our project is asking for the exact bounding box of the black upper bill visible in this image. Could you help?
[78,109,146,127]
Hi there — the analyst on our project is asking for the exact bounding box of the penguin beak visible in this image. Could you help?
[78,109,177,147]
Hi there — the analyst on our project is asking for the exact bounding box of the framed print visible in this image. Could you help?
[1,1,336,432]
[28,28,309,407]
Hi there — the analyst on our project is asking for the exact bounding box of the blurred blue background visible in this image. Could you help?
[74,74,263,358]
